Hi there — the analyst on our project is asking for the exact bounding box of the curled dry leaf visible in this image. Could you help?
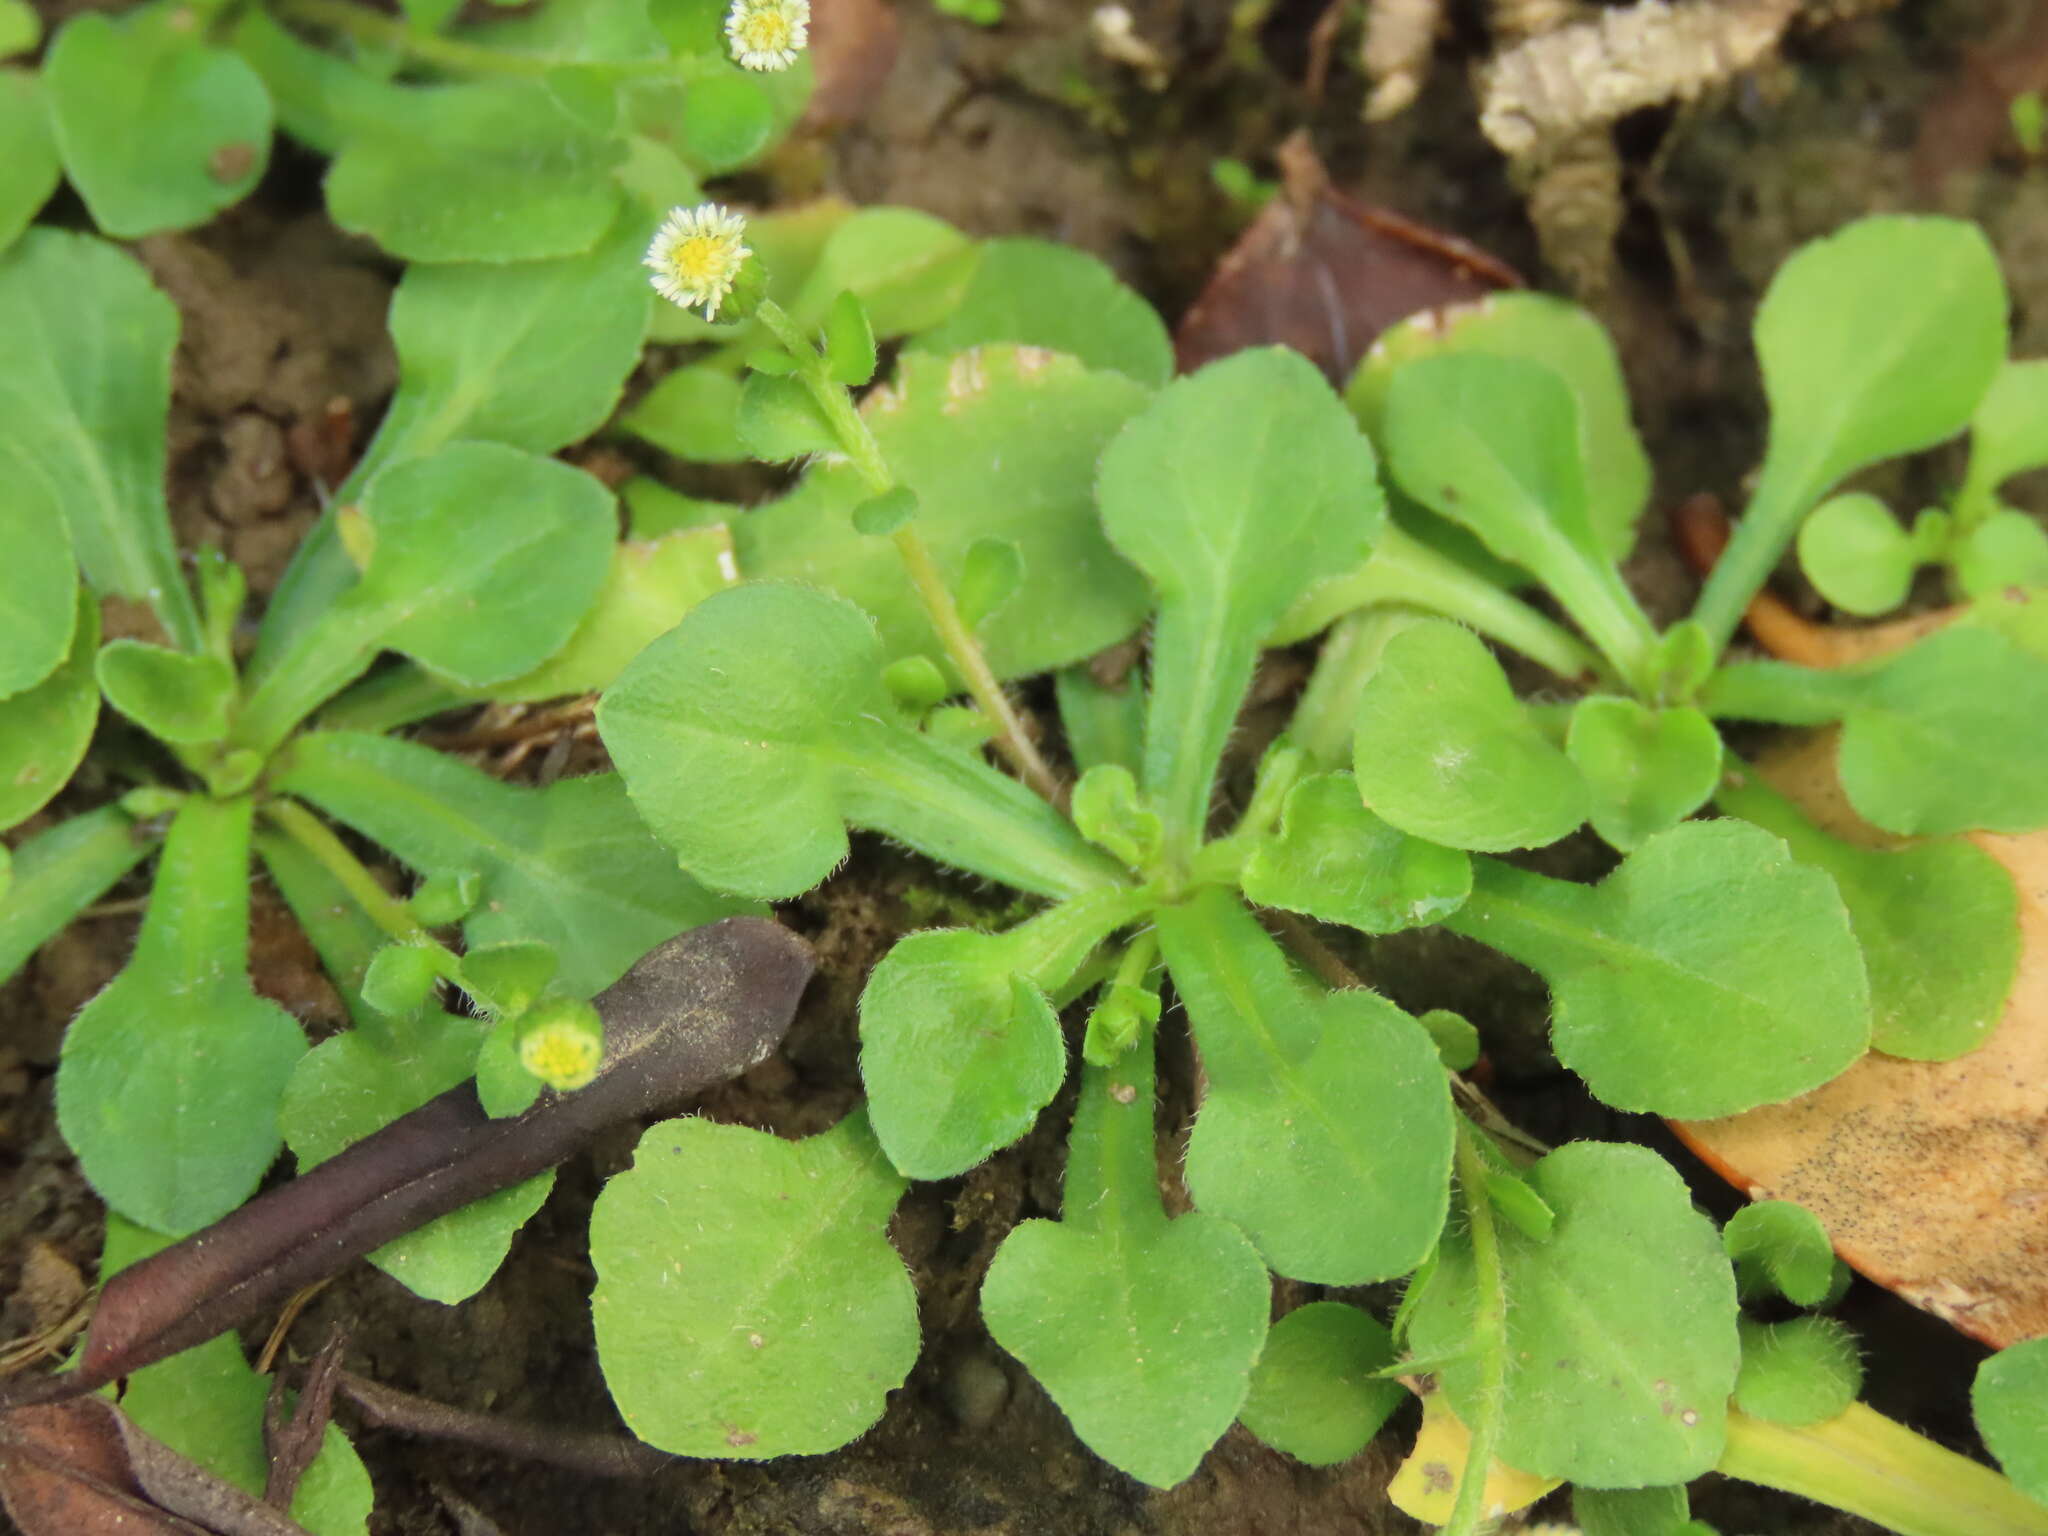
[1673,735,2048,1347]
[0,1395,311,1536]
[1173,132,1521,383]
[0,918,814,1409]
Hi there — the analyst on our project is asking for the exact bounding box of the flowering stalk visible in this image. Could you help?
[749,295,1066,806]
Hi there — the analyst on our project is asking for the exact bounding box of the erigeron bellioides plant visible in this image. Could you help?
[589,207,2048,1535]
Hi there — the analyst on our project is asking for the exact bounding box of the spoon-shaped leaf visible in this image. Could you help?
[55,796,306,1235]
[0,230,197,648]
[1154,889,1452,1283]
[0,591,99,832]
[1409,1141,1739,1486]
[1239,1302,1404,1466]
[0,806,152,985]
[1694,216,2006,650]
[591,1109,918,1457]
[1353,618,1588,851]
[1097,347,1380,870]
[1446,819,1870,1117]
[859,886,1153,1178]
[598,581,1125,900]
[980,1016,1269,1488]
[1241,770,1471,932]
[1382,351,1654,678]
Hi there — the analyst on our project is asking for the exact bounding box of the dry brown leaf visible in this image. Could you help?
[1673,734,2048,1348]
[1174,132,1520,383]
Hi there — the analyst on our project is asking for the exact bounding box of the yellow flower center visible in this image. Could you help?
[669,235,728,286]
[737,12,792,50]
[524,1027,601,1089]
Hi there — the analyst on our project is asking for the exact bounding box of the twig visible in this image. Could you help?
[334,1372,676,1479]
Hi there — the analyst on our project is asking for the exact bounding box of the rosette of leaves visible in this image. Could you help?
[592,212,2048,1530]
[0,220,757,1299]
[3,0,812,263]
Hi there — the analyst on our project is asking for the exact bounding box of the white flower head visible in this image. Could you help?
[643,203,751,320]
[725,0,809,71]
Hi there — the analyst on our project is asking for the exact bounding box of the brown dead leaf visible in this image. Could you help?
[798,0,900,132]
[0,1396,312,1536]
[1174,132,1521,383]
[1673,734,2048,1348]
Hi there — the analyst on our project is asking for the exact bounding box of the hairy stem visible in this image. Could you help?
[752,298,1064,804]
[1441,1118,1510,1536]
[261,797,461,981]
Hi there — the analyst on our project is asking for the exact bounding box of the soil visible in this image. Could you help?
[5,0,2048,1532]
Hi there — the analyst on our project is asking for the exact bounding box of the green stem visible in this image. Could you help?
[1720,1404,2048,1536]
[752,298,1065,805]
[269,0,556,77]
[1691,449,1827,657]
[1440,1118,1509,1536]
[1063,985,1162,1237]
[1274,524,1613,688]
[261,797,462,981]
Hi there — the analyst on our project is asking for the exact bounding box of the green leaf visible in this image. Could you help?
[1564,697,1722,852]
[858,888,1149,1178]
[1721,1199,1837,1308]
[1697,217,2007,649]
[1710,628,2048,836]
[1975,1337,2048,1505]
[1958,359,2048,522]
[824,290,879,385]
[1718,766,2019,1060]
[1576,1485,1694,1536]
[784,207,977,336]
[734,370,840,461]
[1098,348,1380,868]
[95,640,235,745]
[1239,1302,1403,1466]
[1446,820,1870,1117]
[326,80,624,262]
[56,796,305,1234]
[1346,290,1650,580]
[980,1021,1270,1488]
[0,1,39,57]
[1069,764,1162,872]
[1352,619,1589,852]
[239,443,617,749]
[460,939,558,1018]
[252,225,651,676]
[1410,1141,1740,1486]
[0,67,57,256]
[1241,770,1471,933]
[0,479,74,696]
[1734,1317,1863,1427]
[907,238,1174,386]
[1383,352,1655,678]
[362,943,442,1018]
[274,731,752,999]
[0,230,198,648]
[598,581,1125,899]
[591,1109,919,1456]
[1840,626,2048,835]
[735,345,1153,681]
[118,1332,373,1536]
[1419,1007,1479,1071]
[623,363,746,462]
[1797,492,1919,616]
[0,591,99,831]
[456,527,738,704]
[264,827,551,1304]
[1154,889,1453,1283]
[1955,510,2048,599]
[0,806,151,985]
[45,7,270,237]
[680,71,774,172]
[1055,665,1146,777]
